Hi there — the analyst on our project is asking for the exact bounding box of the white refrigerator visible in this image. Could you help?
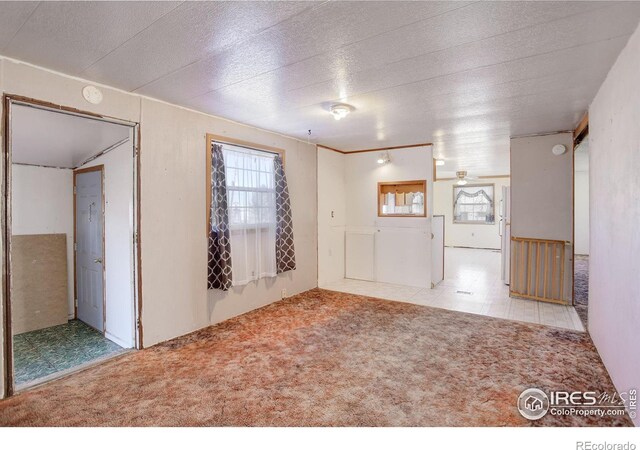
[500,186,511,285]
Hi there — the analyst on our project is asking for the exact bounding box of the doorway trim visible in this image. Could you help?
[2,94,143,397]
[73,164,106,332]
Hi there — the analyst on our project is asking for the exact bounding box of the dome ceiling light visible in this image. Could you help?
[330,103,354,121]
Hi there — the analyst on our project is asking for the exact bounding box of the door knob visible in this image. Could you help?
[94,258,103,264]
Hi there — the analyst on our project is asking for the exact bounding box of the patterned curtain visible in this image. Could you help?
[208,143,233,290]
[274,155,296,273]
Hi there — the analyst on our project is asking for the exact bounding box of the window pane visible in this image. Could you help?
[453,185,494,224]
[221,144,277,227]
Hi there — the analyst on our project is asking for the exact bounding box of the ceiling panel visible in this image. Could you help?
[12,105,131,168]
[82,1,316,91]
[190,33,625,130]
[135,1,472,102]
[0,1,638,176]
[3,1,181,74]
[0,1,39,51]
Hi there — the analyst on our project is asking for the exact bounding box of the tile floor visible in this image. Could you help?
[321,247,584,332]
[13,320,125,387]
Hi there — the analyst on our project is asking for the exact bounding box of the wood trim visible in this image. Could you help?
[433,158,437,182]
[3,94,137,128]
[317,144,345,154]
[205,133,286,237]
[205,134,212,238]
[2,95,14,396]
[317,142,432,154]
[571,136,576,306]
[573,112,588,145]
[74,164,104,175]
[343,142,432,154]
[377,180,427,218]
[511,236,568,245]
[206,133,285,162]
[73,165,105,332]
[135,124,143,349]
[510,236,568,304]
[2,95,143,396]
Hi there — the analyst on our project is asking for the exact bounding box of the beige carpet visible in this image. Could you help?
[0,288,631,426]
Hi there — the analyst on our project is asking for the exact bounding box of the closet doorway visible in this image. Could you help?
[2,96,142,395]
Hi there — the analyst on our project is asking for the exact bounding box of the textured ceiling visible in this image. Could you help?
[1,1,638,176]
[12,104,131,168]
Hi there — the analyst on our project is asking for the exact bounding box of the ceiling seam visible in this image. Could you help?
[78,1,186,76]
[130,1,331,93]
[1,1,41,53]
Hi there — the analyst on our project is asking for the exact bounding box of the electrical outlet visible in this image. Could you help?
[281,288,287,299]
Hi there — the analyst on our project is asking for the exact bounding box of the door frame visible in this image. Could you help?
[73,165,106,332]
[2,94,144,397]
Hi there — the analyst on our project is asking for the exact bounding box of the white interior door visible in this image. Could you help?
[431,215,445,286]
[75,168,105,332]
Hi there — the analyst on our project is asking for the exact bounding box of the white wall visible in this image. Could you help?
[11,165,74,316]
[0,57,319,395]
[78,138,135,348]
[344,147,434,288]
[574,170,589,255]
[510,133,574,301]
[589,22,640,427]
[317,148,346,286]
[434,177,510,250]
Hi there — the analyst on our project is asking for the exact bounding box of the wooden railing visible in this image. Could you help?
[510,237,569,304]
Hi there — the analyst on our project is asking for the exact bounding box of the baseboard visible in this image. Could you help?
[105,331,133,349]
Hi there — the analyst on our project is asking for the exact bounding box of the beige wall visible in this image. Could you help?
[0,57,318,396]
[589,22,640,426]
[510,133,573,301]
[11,165,75,315]
[434,177,510,250]
[574,170,589,255]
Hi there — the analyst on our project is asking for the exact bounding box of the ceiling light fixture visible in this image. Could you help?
[330,103,353,121]
[457,179,467,186]
[435,159,445,166]
[377,151,391,165]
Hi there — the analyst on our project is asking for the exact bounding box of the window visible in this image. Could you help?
[453,184,495,224]
[221,144,278,285]
[223,145,276,229]
[378,180,427,217]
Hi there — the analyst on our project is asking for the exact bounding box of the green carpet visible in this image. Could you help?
[13,320,124,386]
